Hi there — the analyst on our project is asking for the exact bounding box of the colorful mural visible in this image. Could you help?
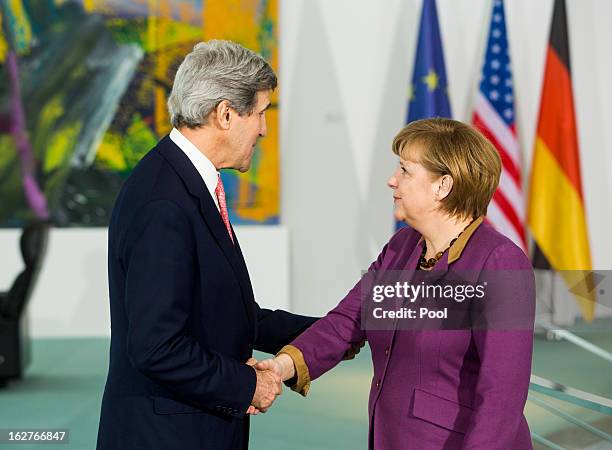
[0,0,279,227]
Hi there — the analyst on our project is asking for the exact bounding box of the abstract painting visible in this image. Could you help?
[0,0,279,227]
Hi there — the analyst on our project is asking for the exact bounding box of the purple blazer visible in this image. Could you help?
[290,220,535,449]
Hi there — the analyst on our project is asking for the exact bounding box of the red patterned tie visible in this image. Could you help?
[215,173,234,244]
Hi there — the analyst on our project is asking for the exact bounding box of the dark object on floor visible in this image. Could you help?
[0,221,50,386]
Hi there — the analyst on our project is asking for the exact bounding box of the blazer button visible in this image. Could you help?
[376,380,381,389]
[384,347,390,356]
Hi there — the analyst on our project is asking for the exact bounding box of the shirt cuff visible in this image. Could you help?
[277,345,311,396]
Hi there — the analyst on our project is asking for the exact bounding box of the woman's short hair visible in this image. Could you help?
[167,40,277,129]
[392,118,501,220]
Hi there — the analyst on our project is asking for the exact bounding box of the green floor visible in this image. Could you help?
[1,327,611,450]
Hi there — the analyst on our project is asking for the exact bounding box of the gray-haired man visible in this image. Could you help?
[96,40,317,450]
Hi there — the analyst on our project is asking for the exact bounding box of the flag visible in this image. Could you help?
[399,0,452,229]
[528,0,594,320]
[406,0,452,122]
[472,0,526,252]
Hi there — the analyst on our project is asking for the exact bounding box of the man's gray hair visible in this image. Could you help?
[167,40,277,129]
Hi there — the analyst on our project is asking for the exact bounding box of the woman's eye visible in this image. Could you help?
[401,167,407,174]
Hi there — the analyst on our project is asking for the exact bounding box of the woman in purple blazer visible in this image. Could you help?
[256,118,535,449]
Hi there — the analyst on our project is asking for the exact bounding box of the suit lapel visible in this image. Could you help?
[231,225,254,293]
[231,226,258,326]
[156,136,256,331]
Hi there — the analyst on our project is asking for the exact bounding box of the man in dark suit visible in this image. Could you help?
[96,40,317,450]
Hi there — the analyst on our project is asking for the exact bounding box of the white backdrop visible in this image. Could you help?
[0,227,289,337]
[1,0,611,336]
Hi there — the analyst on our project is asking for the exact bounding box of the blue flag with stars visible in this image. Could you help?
[407,0,452,122]
[397,0,452,229]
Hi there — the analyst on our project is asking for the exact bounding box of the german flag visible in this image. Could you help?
[528,0,594,320]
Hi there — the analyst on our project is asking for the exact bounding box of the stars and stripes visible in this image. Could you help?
[472,0,526,251]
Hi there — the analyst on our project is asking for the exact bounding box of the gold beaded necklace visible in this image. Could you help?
[418,219,475,270]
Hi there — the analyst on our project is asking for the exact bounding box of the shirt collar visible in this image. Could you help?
[447,216,484,263]
[169,128,219,208]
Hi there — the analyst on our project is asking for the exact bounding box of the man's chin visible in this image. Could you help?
[238,160,253,173]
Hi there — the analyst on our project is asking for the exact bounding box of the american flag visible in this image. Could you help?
[472,0,526,251]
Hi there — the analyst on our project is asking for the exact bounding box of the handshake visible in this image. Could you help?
[244,341,365,415]
[245,354,295,415]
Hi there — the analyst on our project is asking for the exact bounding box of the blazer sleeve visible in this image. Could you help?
[121,199,256,418]
[462,243,535,449]
[253,305,318,355]
[286,241,392,390]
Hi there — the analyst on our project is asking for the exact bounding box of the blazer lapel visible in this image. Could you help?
[371,233,424,408]
[231,225,253,291]
[156,136,256,331]
[231,227,258,327]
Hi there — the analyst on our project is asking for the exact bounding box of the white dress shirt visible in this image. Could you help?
[169,127,220,211]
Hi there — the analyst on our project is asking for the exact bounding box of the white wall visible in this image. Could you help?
[0,227,289,337]
[280,0,612,316]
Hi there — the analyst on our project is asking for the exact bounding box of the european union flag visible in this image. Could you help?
[397,0,452,230]
[407,0,452,122]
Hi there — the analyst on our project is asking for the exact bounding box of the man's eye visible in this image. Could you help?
[401,167,407,173]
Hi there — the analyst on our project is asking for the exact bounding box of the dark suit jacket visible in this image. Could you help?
[97,136,316,450]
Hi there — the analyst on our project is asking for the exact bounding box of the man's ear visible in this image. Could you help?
[436,174,454,201]
[213,100,232,130]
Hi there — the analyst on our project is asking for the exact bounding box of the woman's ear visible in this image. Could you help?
[436,174,454,201]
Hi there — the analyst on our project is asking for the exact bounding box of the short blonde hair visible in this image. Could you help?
[392,118,501,220]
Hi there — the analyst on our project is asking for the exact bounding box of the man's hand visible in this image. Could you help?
[249,360,282,414]
[343,340,366,360]
[246,358,260,415]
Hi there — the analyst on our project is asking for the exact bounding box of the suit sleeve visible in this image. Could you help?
[462,243,535,449]
[283,241,392,395]
[121,199,256,418]
[253,306,318,355]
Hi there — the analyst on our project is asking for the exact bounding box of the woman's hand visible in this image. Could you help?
[255,353,296,382]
